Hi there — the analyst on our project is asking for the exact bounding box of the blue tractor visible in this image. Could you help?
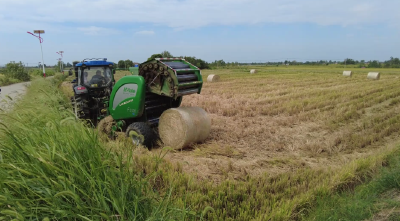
[71,58,116,125]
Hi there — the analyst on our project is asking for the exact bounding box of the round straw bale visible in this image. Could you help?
[158,107,211,150]
[250,69,257,74]
[367,72,380,80]
[343,71,352,77]
[207,74,220,82]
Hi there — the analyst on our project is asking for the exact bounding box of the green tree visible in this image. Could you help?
[124,59,134,68]
[160,50,173,58]
[117,60,125,68]
[5,61,30,81]
[368,60,381,68]
[54,61,64,72]
[183,56,209,69]
[147,54,163,61]
[383,57,400,68]
[344,58,355,65]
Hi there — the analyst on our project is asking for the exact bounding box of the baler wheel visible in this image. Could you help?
[126,122,157,148]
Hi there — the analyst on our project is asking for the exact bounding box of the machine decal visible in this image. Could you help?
[119,98,133,107]
[127,107,137,115]
[123,87,136,95]
[112,83,138,110]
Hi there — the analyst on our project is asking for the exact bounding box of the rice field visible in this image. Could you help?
[146,66,400,183]
[110,65,400,219]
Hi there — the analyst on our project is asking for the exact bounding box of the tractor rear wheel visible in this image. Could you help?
[72,96,82,119]
[126,122,157,148]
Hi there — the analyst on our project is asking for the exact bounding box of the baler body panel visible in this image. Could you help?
[109,75,146,120]
[138,58,203,99]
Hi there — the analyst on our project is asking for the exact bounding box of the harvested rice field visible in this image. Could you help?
[90,66,400,220]
[116,66,400,183]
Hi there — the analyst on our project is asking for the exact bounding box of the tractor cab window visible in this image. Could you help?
[78,68,82,85]
[82,66,112,88]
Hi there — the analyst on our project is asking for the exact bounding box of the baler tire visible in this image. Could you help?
[126,122,157,148]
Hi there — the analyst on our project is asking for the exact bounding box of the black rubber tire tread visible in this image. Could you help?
[126,122,157,148]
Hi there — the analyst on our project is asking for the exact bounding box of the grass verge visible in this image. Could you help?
[0,74,21,86]
[303,147,400,221]
[0,69,57,86]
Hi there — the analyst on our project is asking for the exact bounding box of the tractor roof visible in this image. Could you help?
[76,58,114,67]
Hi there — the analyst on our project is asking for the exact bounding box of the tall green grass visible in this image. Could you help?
[0,75,197,220]
[303,148,400,221]
[29,68,56,77]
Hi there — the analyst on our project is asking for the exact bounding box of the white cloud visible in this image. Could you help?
[77,26,119,35]
[0,0,399,31]
[135,30,155,35]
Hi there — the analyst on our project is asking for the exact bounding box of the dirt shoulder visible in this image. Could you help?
[0,76,55,111]
[0,81,31,111]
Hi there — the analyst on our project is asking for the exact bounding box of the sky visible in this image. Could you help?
[0,0,399,66]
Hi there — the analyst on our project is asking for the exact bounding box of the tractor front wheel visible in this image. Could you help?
[126,122,157,148]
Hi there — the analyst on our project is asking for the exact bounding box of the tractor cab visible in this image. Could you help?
[75,58,115,91]
[71,58,116,124]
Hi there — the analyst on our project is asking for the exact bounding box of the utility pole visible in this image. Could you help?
[27,30,46,77]
[56,51,64,74]
[56,58,62,72]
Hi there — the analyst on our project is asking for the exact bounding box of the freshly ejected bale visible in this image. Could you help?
[158,107,211,150]
[250,69,257,74]
[343,71,352,77]
[207,74,220,82]
[367,72,380,80]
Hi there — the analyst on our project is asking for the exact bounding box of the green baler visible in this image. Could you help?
[107,58,204,147]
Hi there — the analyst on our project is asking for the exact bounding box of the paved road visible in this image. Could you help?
[0,81,31,111]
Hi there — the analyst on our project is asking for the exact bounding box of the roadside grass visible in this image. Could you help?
[0,74,198,220]
[0,74,20,86]
[0,68,58,86]
[303,147,400,221]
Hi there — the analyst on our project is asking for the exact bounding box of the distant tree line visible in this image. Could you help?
[115,51,210,69]
[117,60,135,69]
[113,54,400,70]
